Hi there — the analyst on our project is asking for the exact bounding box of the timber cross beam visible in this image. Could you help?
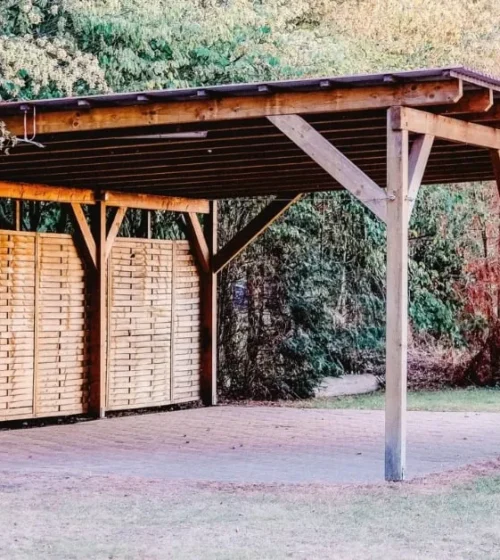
[0,181,210,213]
[390,105,500,150]
[0,80,464,136]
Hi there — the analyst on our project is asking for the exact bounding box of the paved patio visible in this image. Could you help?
[1,406,499,484]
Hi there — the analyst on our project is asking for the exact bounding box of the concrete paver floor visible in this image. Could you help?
[1,406,499,484]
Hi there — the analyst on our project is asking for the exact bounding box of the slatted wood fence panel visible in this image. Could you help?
[37,234,89,417]
[0,232,36,420]
[173,243,202,403]
[0,231,90,421]
[1,232,201,421]
[107,239,201,411]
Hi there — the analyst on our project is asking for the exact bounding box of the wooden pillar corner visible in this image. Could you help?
[89,200,107,418]
[385,110,410,481]
[201,201,217,406]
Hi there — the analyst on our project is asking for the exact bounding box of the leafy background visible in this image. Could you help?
[1,0,500,398]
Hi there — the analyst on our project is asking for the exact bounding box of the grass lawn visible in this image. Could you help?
[291,387,500,412]
[2,467,500,559]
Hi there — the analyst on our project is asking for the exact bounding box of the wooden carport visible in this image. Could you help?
[1,65,500,481]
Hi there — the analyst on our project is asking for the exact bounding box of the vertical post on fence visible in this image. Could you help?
[90,200,107,418]
[14,200,21,231]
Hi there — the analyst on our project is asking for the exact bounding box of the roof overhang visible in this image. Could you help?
[0,66,499,200]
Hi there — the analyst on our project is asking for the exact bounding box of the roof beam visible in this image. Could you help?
[213,194,302,273]
[391,106,500,149]
[268,114,388,222]
[0,181,209,213]
[1,80,463,136]
[103,191,209,213]
[0,181,95,204]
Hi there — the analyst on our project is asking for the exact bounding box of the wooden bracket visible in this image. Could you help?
[105,206,127,261]
[407,134,434,217]
[490,149,500,195]
[69,202,127,266]
[213,193,302,273]
[69,202,97,269]
[268,114,388,222]
[184,212,210,274]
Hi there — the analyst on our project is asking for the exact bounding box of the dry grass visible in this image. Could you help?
[2,462,500,559]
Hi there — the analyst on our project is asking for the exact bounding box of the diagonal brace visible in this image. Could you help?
[213,193,302,273]
[105,206,127,261]
[184,212,210,274]
[69,203,128,268]
[69,202,97,269]
[268,114,388,223]
[407,134,434,217]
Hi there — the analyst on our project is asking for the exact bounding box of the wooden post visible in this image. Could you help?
[14,200,21,231]
[201,201,217,405]
[147,211,152,239]
[385,108,410,481]
[90,200,107,418]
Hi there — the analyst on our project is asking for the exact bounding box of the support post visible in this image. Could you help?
[14,200,21,231]
[89,200,107,418]
[385,108,410,481]
[201,201,217,405]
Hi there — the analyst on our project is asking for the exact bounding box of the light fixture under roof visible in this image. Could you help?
[118,131,208,140]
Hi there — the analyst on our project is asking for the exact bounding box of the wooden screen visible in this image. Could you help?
[0,231,89,421]
[107,239,201,411]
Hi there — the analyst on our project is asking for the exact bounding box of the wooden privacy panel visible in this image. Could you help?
[1,232,201,421]
[37,234,89,417]
[0,232,36,420]
[107,239,201,411]
[174,243,202,402]
[0,231,89,421]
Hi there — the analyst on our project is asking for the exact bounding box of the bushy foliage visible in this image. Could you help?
[0,0,497,398]
[219,186,487,399]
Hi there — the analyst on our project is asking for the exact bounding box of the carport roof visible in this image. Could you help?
[1,65,500,199]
